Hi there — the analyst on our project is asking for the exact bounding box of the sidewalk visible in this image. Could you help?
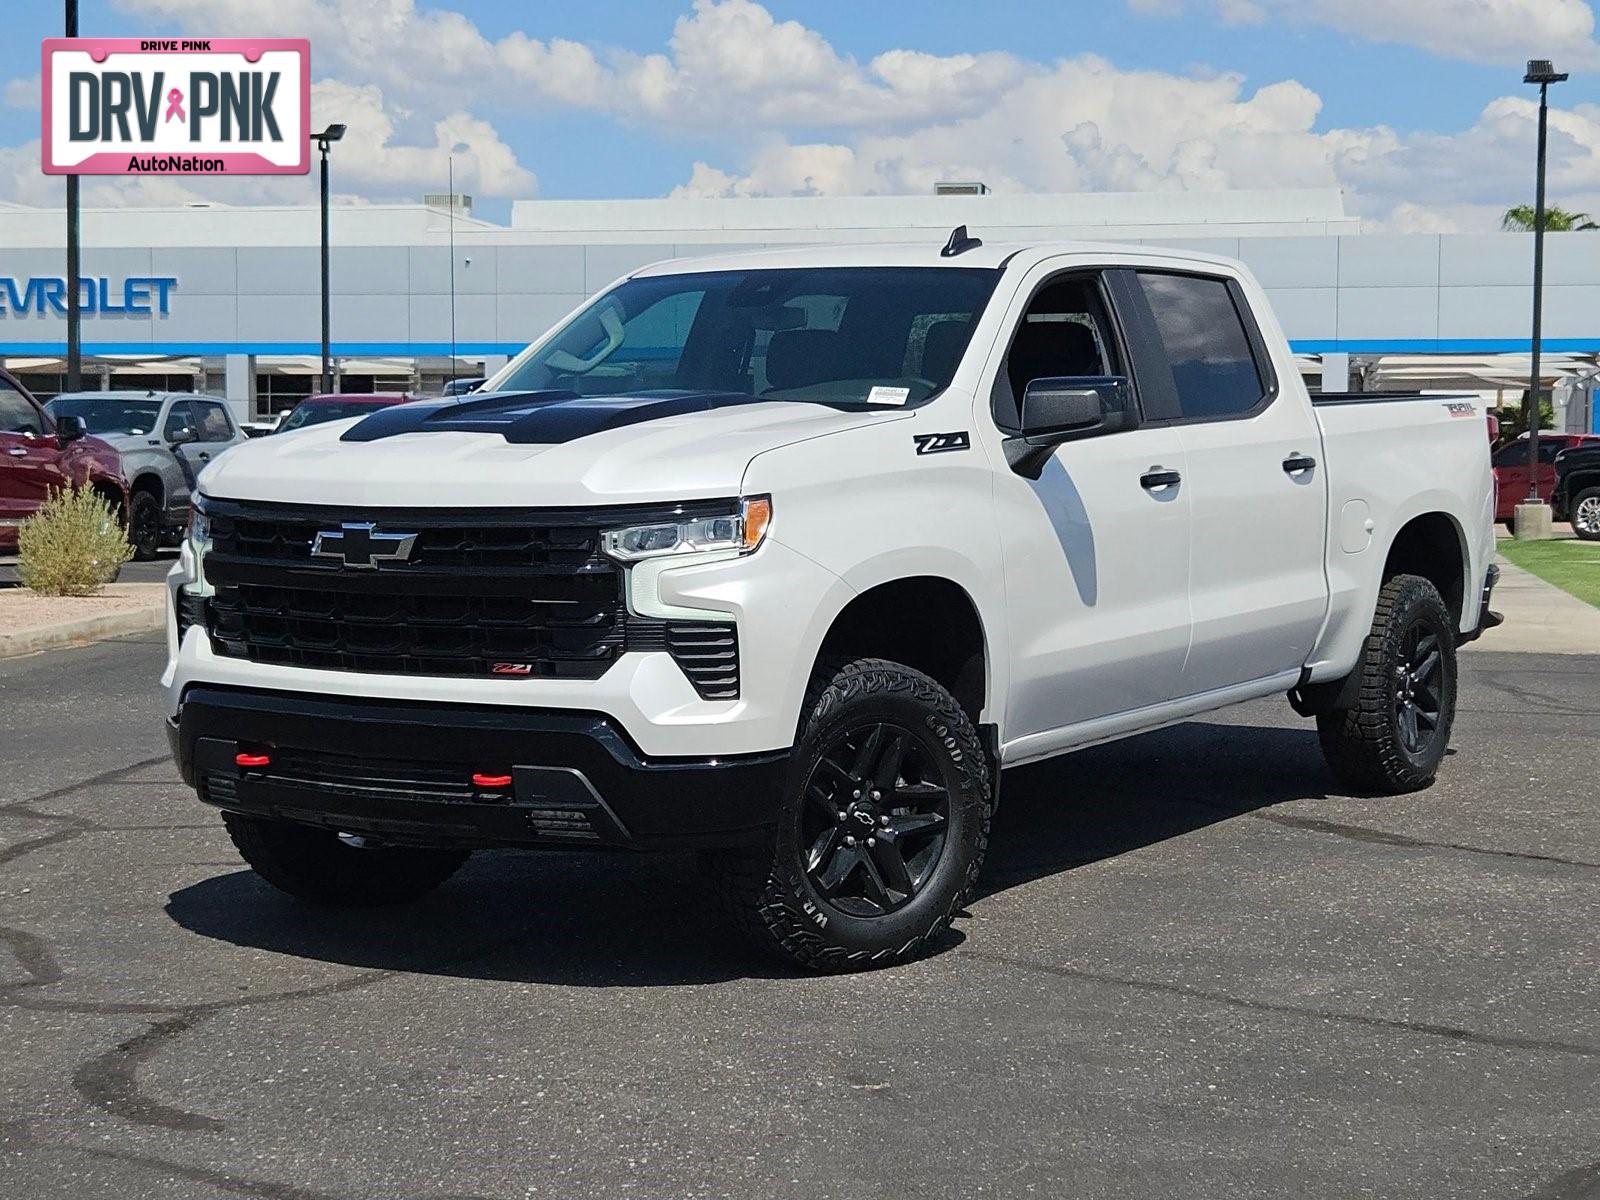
[1466,556,1600,655]
[0,583,166,659]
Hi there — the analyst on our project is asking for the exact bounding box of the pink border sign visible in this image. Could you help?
[41,37,311,176]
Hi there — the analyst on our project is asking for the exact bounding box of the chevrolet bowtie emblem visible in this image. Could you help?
[310,523,418,569]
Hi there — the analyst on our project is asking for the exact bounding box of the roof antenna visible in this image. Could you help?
[941,225,982,257]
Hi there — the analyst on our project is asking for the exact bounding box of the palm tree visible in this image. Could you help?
[1502,204,1600,231]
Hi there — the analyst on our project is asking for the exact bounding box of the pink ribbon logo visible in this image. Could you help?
[164,88,185,123]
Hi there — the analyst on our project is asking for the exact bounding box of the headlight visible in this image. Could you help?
[187,499,210,548]
[185,496,213,590]
[602,496,771,563]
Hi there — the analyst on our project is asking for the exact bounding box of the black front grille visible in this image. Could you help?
[201,497,736,683]
[210,508,605,574]
[208,584,624,679]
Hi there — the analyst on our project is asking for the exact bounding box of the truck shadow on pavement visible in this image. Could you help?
[978,719,1337,899]
[164,719,1338,986]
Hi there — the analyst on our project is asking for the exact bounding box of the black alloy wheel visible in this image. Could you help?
[799,720,951,918]
[1316,573,1457,794]
[708,657,992,972]
[1394,622,1445,755]
[125,491,162,561]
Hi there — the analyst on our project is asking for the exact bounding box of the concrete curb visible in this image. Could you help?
[0,603,165,659]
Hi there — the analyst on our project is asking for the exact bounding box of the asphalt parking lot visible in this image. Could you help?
[2,633,1598,1199]
[118,553,181,585]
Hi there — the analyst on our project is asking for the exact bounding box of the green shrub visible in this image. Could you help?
[17,487,134,597]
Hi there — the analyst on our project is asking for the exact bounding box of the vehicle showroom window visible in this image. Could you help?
[1137,272,1268,420]
[0,381,44,435]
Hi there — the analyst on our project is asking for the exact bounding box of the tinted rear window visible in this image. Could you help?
[1137,272,1267,421]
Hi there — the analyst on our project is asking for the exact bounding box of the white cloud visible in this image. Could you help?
[672,55,1600,233]
[0,79,533,208]
[304,79,536,199]
[1130,0,1600,67]
[680,59,1339,196]
[115,0,1029,128]
[4,75,39,110]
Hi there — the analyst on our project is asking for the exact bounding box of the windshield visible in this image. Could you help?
[490,266,1000,406]
[278,400,395,433]
[45,396,163,436]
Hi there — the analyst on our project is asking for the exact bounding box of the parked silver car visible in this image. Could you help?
[43,391,244,559]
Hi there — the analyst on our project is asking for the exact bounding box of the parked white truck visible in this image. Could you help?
[163,233,1499,971]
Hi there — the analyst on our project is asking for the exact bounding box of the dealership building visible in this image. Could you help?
[1,186,1596,431]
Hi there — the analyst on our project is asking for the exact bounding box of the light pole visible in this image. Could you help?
[447,143,468,387]
[312,124,346,395]
[65,0,81,392]
[1518,59,1567,538]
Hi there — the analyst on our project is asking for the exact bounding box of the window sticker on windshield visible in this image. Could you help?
[867,386,910,406]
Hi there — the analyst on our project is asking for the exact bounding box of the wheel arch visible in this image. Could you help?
[1563,468,1600,506]
[1379,510,1468,628]
[88,477,126,511]
[808,574,991,730]
[130,470,164,505]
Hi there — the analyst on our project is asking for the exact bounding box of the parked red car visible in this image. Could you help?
[0,368,130,559]
[274,393,418,435]
[1492,433,1600,525]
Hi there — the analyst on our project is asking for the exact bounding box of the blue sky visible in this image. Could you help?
[4,0,1599,230]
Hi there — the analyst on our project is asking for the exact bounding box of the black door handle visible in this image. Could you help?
[198,451,211,461]
[1140,467,1182,491]
[1283,453,1317,475]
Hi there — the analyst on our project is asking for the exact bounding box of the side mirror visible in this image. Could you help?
[1007,376,1136,478]
[168,425,198,446]
[55,414,87,446]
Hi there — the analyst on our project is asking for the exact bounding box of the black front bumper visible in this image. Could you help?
[169,686,790,851]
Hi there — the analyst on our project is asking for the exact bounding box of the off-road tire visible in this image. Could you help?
[1570,486,1600,541]
[223,813,469,906]
[709,657,992,972]
[1316,574,1457,794]
[124,491,162,561]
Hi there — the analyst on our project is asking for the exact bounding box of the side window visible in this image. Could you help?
[1491,442,1525,469]
[993,273,1120,431]
[1137,272,1268,421]
[194,401,234,442]
[163,400,196,441]
[0,381,45,435]
[1539,439,1569,465]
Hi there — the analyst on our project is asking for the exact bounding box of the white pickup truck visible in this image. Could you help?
[163,234,1499,971]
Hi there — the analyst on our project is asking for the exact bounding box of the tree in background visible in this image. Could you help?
[1492,394,1557,447]
[1502,205,1599,231]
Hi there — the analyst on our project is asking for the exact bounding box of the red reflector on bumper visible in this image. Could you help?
[472,772,513,789]
[235,752,271,768]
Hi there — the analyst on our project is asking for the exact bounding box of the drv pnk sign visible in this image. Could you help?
[41,38,309,176]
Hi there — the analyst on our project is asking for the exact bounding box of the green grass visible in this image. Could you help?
[1499,538,1600,609]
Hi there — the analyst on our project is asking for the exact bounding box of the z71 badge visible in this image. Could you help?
[913,431,971,455]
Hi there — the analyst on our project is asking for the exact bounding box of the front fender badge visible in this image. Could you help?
[913,431,971,455]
